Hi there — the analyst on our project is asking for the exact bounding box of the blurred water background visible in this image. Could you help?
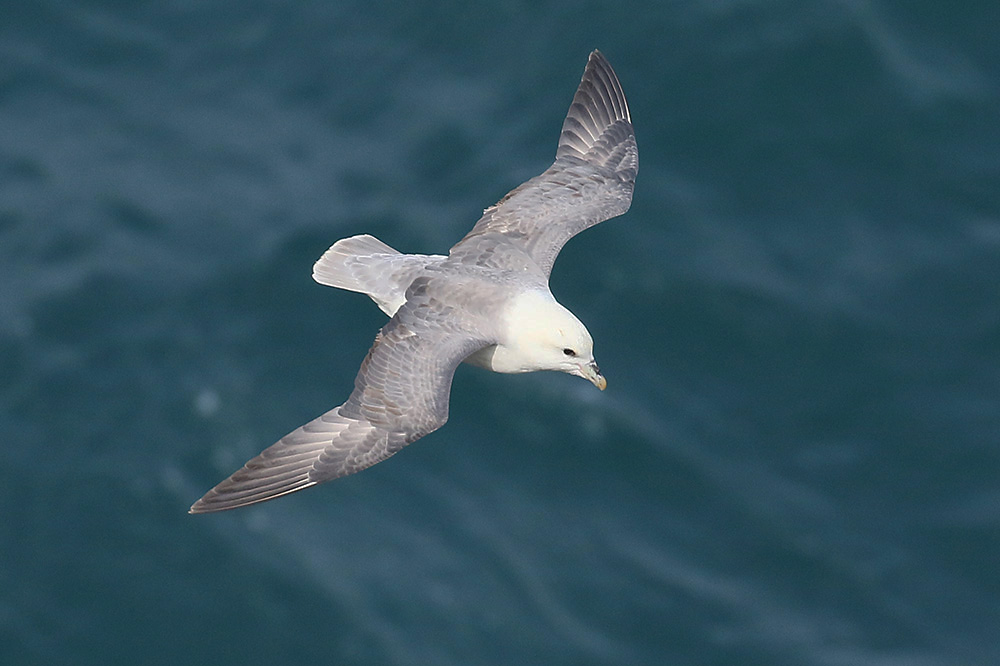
[2,1,998,664]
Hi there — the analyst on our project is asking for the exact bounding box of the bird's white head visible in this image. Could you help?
[498,290,606,390]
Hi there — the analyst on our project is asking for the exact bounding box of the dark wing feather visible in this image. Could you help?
[453,50,637,276]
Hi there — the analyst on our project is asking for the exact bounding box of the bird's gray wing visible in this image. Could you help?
[453,50,637,276]
[189,277,490,513]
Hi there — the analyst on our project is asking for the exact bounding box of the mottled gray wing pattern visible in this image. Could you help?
[454,50,637,276]
[189,277,491,513]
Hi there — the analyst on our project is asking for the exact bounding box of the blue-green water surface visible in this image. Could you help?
[2,1,998,664]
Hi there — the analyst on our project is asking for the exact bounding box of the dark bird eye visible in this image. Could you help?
[563,348,576,356]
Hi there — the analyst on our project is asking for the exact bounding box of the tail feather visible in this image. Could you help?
[312,234,442,316]
[312,234,400,290]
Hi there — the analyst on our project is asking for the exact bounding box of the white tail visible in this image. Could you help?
[312,234,443,316]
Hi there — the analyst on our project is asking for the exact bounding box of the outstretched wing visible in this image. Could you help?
[190,279,489,513]
[453,50,637,276]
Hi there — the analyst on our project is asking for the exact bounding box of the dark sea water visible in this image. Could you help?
[2,1,998,664]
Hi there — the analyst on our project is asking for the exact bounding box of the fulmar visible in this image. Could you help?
[190,50,637,513]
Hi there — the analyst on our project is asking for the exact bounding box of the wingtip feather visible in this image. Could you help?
[556,51,632,165]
